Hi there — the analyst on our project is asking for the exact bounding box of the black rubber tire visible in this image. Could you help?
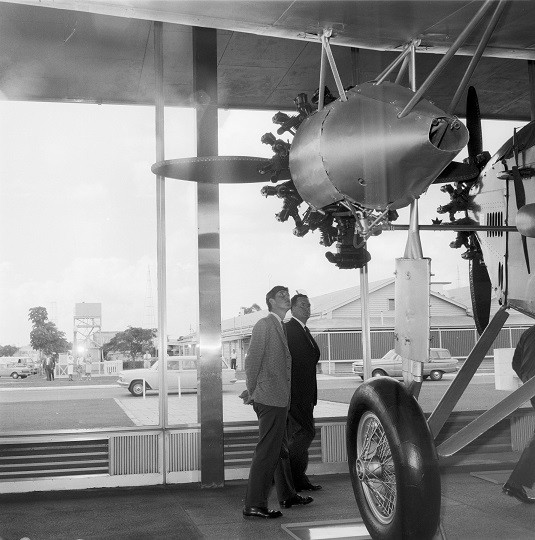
[130,380,149,397]
[372,369,387,378]
[346,377,441,540]
[429,370,443,381]
[11,372,19,379]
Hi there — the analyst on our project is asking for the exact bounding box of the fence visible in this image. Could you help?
[55,359,122,379]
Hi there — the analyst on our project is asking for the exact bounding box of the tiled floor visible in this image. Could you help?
[3,471,535,540]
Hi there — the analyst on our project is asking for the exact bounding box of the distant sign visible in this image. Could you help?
[75,303,102,318]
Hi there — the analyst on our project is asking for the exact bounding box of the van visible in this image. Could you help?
[0,357,32,379]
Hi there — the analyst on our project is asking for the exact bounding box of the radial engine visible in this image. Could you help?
[260,82,468,268]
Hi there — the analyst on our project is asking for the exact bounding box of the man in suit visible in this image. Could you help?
[285,293,322,492]
[503,325,535,504]
[243,285,313,519]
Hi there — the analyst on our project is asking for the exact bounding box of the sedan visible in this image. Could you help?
[352,348,459,381]
[117,355,237,397]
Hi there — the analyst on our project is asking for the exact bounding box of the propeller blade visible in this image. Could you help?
[433,161,479,184]
[521,235,531,275]
[469,255,492,335]
[466,86,483,163]
[151,156,291,184]
[511,165,526,209]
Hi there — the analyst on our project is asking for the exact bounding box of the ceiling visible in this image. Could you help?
[1,1,535,120]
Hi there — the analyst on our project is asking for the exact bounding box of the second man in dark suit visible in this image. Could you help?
[285,293,323,492]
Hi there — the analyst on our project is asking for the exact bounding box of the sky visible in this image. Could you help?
[0,101,527,347]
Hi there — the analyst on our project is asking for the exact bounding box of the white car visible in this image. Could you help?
[117,356,237,397]
[0,360,31,379]
[352,348,459,381]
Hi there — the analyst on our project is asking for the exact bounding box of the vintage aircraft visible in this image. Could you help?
[3,1,535,539]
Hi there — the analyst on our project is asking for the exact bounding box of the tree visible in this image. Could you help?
[28,306,70,358]
[0,345,18,357]
[241,303,261,314]
[102,327,156,360]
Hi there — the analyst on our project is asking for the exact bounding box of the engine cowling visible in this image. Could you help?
[289,82,469,211]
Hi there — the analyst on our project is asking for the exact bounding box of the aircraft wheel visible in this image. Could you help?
[347,378,441,540]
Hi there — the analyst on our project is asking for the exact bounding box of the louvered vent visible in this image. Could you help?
[0,439,108,480]
[109,434,159,475]
[486,211,504,237]
[321,424,347,463]
[168,431,199,472]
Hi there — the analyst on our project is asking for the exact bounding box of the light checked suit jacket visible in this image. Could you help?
[245,313,292,407]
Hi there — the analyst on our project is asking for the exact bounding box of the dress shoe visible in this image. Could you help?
[279,494,313,508]
[296,483,322,492]
[242,506,283,518]
[502,483,535,504]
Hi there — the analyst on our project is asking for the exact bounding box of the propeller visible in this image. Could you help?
[470,253,492,336]
[465,86,492,334]
[434,86,488,184]
[466,86,483,164]
[151,156,291,184]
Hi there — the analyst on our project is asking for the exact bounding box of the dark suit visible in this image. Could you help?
[508,326,535,489]
[285,317,321,489]
[244,313,295,507]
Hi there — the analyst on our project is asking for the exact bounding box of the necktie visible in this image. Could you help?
[304,326,317,351]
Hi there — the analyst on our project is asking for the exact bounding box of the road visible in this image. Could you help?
[0,371,521,433]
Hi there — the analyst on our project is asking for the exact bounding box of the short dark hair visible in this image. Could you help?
[291,293,308,308]
[266,285,288,311]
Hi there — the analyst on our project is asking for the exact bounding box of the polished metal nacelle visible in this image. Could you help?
[289,81,468,212]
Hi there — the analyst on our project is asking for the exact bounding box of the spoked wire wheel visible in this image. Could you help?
[356,411,396,525]
[347,377,441,540]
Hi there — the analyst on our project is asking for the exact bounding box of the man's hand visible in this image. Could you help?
[239,389,254,405]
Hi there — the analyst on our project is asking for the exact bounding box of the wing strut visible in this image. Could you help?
[317,29,347,111]
[448,0,508,114]
[399,0,497,119]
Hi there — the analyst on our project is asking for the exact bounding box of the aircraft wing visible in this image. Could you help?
[1,0,535,119]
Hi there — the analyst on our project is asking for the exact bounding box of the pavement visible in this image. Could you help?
[2,469,535,539]
[114,381,350,426]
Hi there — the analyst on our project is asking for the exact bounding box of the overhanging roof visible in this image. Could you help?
[1,1,535,120]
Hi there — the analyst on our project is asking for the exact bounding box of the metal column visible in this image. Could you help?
[360,264,372,381]
[153,21,168,482]
[192,27,225,488]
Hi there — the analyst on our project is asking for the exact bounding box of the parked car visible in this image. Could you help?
[7,356,38,374]
[117,355,237,397]
[351,348,459,381]
[0,359,32,379]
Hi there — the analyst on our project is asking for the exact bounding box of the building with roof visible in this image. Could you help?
[174,278,533,373]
